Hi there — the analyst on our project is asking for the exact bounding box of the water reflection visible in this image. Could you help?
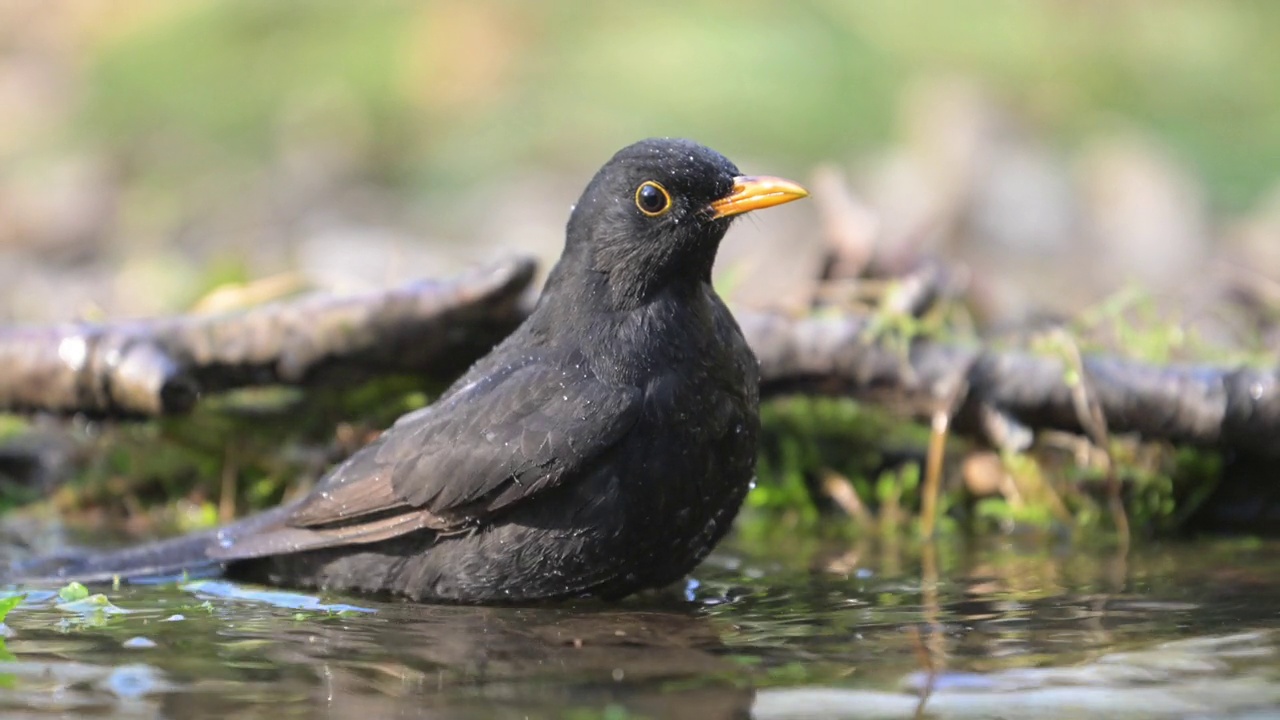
[756,631,1280,719]
[1,585,753,719]
[0,535,1277,719]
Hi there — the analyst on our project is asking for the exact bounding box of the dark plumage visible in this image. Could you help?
[11,138,808,602]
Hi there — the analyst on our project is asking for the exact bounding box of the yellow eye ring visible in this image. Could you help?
[634,181,672,217]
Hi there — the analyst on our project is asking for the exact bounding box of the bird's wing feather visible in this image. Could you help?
[383,362,641,514]
[209,359,640,559]
[206,507,442,560]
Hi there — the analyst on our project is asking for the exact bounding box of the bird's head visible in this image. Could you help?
[562,138,808,305]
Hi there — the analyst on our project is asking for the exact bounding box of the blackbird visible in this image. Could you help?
[12,138,808,602]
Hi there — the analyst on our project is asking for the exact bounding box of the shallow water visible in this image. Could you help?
[1,533,1278,719]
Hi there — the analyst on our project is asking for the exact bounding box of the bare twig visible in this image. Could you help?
[1049,328,1130,546]
[919,410,951,538]
[820,469,874,526]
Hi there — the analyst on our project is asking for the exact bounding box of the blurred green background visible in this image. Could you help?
[2,0,1278,320]
[66,0,1280,199]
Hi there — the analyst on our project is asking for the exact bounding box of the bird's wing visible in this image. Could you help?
[208,360,641,560]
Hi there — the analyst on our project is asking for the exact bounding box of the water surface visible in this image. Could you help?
[1,534,1278,719]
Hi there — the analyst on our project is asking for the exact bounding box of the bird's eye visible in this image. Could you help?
[634,181,672,217]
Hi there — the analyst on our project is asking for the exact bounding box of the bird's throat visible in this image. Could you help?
[585,242,718,312]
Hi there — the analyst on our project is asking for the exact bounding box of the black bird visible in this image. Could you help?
[12,139,808,602]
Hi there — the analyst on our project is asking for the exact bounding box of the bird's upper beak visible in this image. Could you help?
[709,175,809,220]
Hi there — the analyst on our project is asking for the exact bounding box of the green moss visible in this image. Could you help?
[57,582,90,603]
[1068,285,1272,366]
[0,595,23,624]
[754,396,944,534]
[0,334,1234,542]
[45,374,438,527]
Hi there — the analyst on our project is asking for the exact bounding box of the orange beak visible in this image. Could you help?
[708,175,809,220]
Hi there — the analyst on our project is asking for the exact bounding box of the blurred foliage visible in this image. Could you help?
[1066,284,1274,367]
[63,0,1280,210]
[81,2,415,182]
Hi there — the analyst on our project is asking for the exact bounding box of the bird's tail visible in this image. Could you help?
[4,506,293,586]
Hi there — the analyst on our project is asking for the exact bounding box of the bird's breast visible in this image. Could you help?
[594,288,757,492]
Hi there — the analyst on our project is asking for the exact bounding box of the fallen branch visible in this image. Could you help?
[4,255,1278,458]
[740,312,1280,457]
[0,258,536,418]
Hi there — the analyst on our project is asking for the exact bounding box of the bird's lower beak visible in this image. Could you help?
[709,175,809,220]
